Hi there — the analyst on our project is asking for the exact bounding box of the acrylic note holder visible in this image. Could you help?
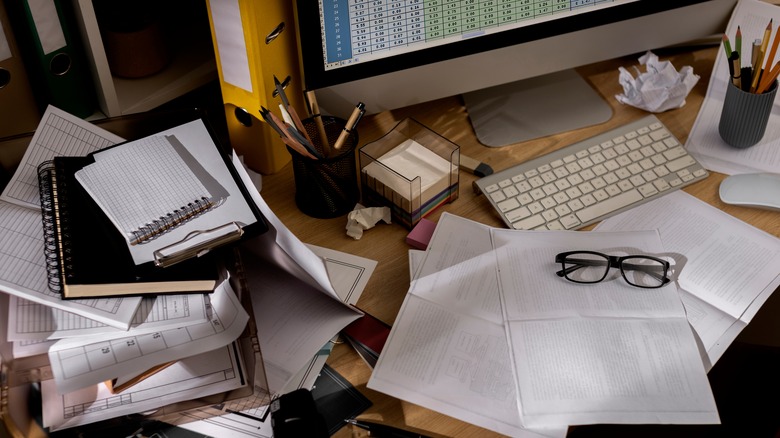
[359,118,459,228]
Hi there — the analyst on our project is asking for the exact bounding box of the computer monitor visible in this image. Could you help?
[294,0,737,147]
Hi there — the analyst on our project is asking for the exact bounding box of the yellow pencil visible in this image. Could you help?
[750,19,773,92]
[756,61,780,94]
[762,23,780,79]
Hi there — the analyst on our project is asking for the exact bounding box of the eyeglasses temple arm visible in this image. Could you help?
[555,259,605,277]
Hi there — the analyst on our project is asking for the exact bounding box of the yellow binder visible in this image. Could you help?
[205,0,306,175]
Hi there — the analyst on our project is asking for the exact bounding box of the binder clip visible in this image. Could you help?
[153,222,244,268]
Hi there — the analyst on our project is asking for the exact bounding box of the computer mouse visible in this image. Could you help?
[719,172,780,211]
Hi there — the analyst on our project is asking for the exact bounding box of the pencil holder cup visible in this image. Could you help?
[287,116,359,218]
[718,75,778,149]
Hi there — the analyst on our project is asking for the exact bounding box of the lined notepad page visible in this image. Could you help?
[76,135,221,242]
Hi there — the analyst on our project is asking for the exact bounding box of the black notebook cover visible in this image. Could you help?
[37,156,220,299]
[312,364,373,436]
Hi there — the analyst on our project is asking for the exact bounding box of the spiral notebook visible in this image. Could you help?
[37,156,220,298]
[75,134,230,246]
[35,116,269,298]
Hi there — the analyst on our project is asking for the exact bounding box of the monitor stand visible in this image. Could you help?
[463,69,613,147]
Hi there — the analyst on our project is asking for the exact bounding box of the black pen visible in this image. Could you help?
[345,419,431,438]
[334,102,365,150]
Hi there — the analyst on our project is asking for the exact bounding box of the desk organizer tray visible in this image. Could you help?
[359,118,459,228]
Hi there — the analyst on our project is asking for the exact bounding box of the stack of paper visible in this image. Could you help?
[595,191,780,369]
[369,209,778,435]
[0,106,373,433]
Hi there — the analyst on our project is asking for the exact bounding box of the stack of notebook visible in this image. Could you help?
[0,105,370,434]
[36,114,268,299]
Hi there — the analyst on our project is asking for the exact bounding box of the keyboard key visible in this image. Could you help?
[506,206,531,222]
[516,181,532,193]
[666,155,697,172]
[654,179,671,191]
[650,128,670,141]
[542,210,559,221]
[663,146,687,160]
[547,220,564,230]
[498,198,520,212]
[638,183,658,197]
[576,190,643,223]
[513,214,545,230]
[503,186,519,197]
[490,191,507,202]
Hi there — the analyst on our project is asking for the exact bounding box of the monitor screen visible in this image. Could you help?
[295,0,736,146]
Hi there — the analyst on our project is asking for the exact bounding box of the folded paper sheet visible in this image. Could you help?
[615,51,699,113]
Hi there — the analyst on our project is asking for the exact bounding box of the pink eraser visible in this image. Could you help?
[406,218,436,250]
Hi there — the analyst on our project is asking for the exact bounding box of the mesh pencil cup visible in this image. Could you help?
[718,73,778,149]
[287,116,359,218]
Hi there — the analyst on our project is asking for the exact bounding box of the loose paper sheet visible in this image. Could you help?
[491,228,718,427]
[7,294,207,341]
[47,279,248,393]
[370,214,564,438]
[42,344,245,431]
[595,190,780,368]
[372,213,718,433]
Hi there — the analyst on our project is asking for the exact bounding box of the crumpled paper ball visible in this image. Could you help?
[346,204,391,240]
[615,51,699,113]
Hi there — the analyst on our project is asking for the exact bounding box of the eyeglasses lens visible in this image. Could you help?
[621,257,666,288]
[563,253,609,283]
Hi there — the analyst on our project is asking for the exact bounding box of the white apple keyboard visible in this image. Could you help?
[474,115,710,230]
[719,173,780,211]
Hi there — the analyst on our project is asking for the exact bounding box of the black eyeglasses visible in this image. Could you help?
[555,251,671,289]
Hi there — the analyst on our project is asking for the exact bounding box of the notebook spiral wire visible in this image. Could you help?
[130,196,216,245]
[37,160,66,293]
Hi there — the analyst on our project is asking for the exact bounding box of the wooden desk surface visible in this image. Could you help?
[260,45,780,438]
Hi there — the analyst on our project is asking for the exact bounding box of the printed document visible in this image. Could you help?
[47,278,248,393]
[370,214,565,438]
[7,293,207,341]
[42,343,245,431]
[371,213,718,433]
[174,245,377,438]
[595,191,780,368]
[492,227,718,428]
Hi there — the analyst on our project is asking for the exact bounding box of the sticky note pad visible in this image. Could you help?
[406,218,436,250]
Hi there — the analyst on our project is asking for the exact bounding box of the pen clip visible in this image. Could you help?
[354,110,365,129]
